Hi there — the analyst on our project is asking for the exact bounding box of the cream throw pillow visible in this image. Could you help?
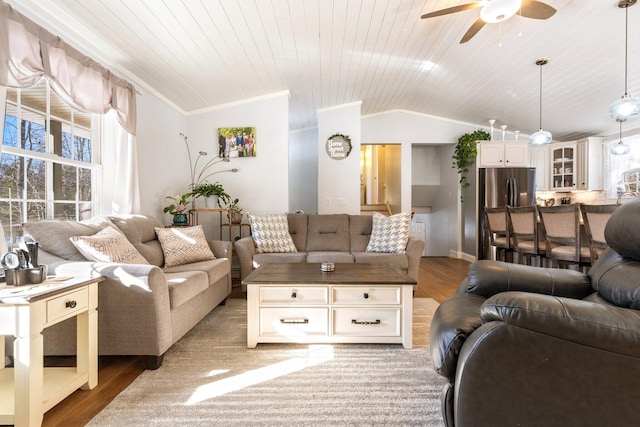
[365,212,411,254]
[70,226,149,264]
[248,214,298,254]
[154,225,215,267]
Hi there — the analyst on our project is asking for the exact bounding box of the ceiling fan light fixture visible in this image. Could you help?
[480,0,522,23]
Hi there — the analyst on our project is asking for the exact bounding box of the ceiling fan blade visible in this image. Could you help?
[460,18,486,43]
[520,0,557,20]
[421,2,483,19]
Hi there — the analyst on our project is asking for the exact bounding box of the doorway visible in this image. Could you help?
[360,144,401,215]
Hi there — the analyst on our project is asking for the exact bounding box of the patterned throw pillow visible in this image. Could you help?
[69,226,149,264]
[154,225,215,268]
[365,212,411,254]
[248,214,298,254]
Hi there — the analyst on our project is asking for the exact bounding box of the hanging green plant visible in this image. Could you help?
[452,129,491,202]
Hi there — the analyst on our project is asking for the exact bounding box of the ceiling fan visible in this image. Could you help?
[421,0,557,44]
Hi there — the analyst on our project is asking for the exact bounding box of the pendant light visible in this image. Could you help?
[530,59,552,145]
[609,0,640,120]
[611,119,631,155]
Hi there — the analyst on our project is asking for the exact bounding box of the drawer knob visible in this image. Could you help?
[280,318,308,324]
[363,292,369,299]
[65,300,77,309]
[291,292,297,299]
[352,319,381,325]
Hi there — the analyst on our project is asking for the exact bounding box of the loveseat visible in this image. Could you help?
[13,214,232,369]
[234,213,425,286]
[429,199,640,426]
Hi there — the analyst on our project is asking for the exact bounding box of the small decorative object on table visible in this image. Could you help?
[164,193,192,225]
[2,247,47,286]
[321,262,335,272]
[227,198,243,224]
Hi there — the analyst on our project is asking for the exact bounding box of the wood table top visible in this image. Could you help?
[242,263,416,285]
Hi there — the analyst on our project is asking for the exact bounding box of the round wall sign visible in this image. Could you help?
[325,133,352,160]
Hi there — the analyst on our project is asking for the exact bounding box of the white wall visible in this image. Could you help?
[317,102,362,214]
[289,127,318,214]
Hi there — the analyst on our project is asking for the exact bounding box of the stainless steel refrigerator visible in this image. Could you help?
[477,167,536,260]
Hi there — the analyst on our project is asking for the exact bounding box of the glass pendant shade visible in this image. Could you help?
[611,141,631,155]
[530,129,552,146]
[480,0,522,23]
[609,94,640,120]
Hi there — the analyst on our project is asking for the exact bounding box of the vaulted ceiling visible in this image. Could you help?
[7,0,640,141]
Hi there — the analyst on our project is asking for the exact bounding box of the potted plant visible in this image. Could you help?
[190,182,230,208]
[227,198,243,224]
[453,129,491,202]
[163,193,191,225]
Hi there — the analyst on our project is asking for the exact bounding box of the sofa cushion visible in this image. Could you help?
[23,217,114,261]
[165,270,209,309]
[154,225,215,268]
[306,214,350,252]
[253,252,307,266]
[349,215,373,252]
[352,251,408,270]
[306,251,354,263]
[287,213,308,251]
[109,215,165,266]
[366,212,411,254]
[249,214,298,253]
[164,258,230,287]
[69,226,149,264]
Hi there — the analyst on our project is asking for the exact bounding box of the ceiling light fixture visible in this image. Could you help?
[480,0,522,23]
[530,59,552,145]
[609,0,640,120]
[611,119,631,155]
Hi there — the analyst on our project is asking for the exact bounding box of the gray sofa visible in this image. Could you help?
[16,214,232,369]
[234,213,425,286]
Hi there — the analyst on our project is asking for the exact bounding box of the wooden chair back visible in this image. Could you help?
[580,203,619,262]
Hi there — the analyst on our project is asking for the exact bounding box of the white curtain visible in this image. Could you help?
[102,111,140,215]
[0,1,136,135]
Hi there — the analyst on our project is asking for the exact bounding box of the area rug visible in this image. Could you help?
[88,298,446,426]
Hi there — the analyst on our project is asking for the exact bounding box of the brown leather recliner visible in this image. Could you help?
[430,199,640,427]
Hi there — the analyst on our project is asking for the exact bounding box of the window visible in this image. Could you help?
[1,78,101,243]
[605,134,640,200]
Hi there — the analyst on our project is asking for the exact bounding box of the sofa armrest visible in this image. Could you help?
[482,291,640,358]
[51,261,173,356]
[234,236,256,280]
[208,239,233,259]
[466,260,593,299]
[405,236,425,282]
[429,292,486,380]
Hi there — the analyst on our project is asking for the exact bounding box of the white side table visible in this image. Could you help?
[0,276,102,427]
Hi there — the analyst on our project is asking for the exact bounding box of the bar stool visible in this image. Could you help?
[579,203,620,263]
[506,205,545,266]
[538,204,590,269]
[484,207,512,262]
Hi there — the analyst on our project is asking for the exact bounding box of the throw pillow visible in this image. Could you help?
[69,226,150,264]
[365,212,411,254]
[154,225,215,267]
[248,214,298,254]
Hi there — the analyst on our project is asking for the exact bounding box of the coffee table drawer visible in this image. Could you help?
[332,308,401,336]
[260,286,328,304]
[332,286,401,305]
[260,307,329,336]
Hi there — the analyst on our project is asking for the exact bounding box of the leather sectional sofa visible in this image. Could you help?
[15,214,232,369]
[234,213,425,284]
[429,199,640,426]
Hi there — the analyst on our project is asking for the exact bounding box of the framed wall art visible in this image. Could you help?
[217,127,256,158]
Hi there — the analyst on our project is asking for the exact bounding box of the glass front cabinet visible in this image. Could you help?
[551,143,576,191]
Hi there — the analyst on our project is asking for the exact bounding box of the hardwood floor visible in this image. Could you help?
[38,257,470,427]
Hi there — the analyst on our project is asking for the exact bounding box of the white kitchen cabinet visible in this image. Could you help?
[576,137,604,190]
[551,143,576,191]
[478,141,529,167]
[531,145,550,191]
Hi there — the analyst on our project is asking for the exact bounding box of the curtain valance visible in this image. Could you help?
[0,1,136,135]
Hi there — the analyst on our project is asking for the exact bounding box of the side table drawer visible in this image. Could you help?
[260,307,328,336]
[46,288,89,324]
[260,286,328,305]
[332,308,401,336]
[332,286,401,305]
